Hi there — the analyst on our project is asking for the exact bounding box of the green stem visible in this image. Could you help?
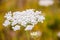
[25,31,30,40]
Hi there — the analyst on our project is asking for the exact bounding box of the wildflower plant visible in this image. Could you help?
[39,0,54,6]
[3,9,45,31]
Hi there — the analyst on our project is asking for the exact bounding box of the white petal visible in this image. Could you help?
[21,21,27,27]
[38,15,45,22]
[25,25,34,31]
[3,20,10,27]
[12,25,20,31]
[11,20,18,26]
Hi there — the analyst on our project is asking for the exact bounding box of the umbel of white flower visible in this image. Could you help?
[3,9,45,31]
[39,0,54,6]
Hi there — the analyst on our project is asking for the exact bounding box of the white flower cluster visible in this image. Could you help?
[39,0,54,6]
[3,9,45,31]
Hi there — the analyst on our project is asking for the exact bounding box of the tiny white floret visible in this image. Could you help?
[3,20,10,27]
[12,25,20,31]
[25,25,34,31]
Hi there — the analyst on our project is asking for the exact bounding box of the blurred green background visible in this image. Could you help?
[0,0,60,40]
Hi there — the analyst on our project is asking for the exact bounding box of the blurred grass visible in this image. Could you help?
[0,0,60,40]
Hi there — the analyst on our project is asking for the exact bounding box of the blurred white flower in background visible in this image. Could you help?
[57,32,60,37]
[3,9,45,31]
[39,0,54,6]
[30,31,42,37]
